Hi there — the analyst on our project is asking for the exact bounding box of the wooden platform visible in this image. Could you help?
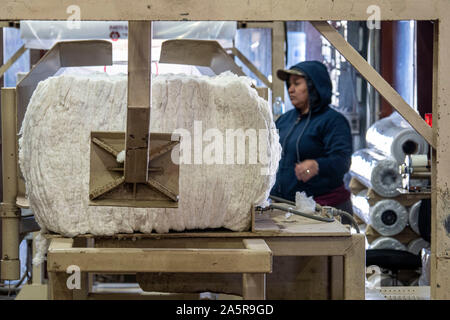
[45,210,351,240]
[46,210,365,300]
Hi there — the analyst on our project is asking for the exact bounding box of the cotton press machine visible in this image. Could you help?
[0,18,365,301]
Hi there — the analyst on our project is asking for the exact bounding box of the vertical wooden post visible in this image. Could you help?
[242,273,266,300]
[432,16,450,299]
[430,19,439,300]
[48,272,73,300]
[271,22,285,108]
[343,234,365,300]
[0,87,20,281]
[330,256,344,300]
[72,272,89,300]
[72,237,90,300]
[125,21,152,183]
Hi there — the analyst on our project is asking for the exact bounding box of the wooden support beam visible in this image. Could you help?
[48,272,73,300]
[228,47,272,88]
[243,239,272,253]
[271,21,285,107]
[0,44,27,78]
[432,16,450,299]
[125,21,152,183]
[435,257,450,299]
[47,239,272,274]
[343,234,365,300]
[265,237,353,256]
[242,273,266,300]
[311,21,435,149]
[72,272,89,300]
[1,88,20,281]
[48,238,74,250]
[430,20,439,301]
[0,0,444,21]
[330,256,344,300]
[242,238,271,299]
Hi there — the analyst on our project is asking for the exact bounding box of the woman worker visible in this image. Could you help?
[270,60,354,220]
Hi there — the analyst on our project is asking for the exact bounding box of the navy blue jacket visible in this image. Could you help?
[270,61,352,202]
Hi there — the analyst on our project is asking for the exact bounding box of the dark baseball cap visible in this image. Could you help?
[276,65,305,81]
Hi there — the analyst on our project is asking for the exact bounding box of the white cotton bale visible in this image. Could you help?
[350,148,402,198]
[369,237,407,251]
[408,201,422,236]
[366,112,429,164]
[19,72,281,236]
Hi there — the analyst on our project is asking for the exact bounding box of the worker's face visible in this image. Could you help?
[288,75,309,112]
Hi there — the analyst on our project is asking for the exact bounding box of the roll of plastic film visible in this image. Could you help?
[370,199,408,236]
[351,189,370,224]
[366,112,429,164]
[408,201,422,235]
[407,238,430,255]
[350,148,401,198]
[369,236,407,251]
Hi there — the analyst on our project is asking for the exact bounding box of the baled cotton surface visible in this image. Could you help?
[19,72,281,237]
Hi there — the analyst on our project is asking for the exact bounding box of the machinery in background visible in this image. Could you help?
[399,154,431,194]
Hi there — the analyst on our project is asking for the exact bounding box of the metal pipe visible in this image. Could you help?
[1,87,20,280]
[268,195,296,206]
[269,203,335,223]
[410,172,432,179]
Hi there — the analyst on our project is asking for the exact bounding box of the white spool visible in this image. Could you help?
[350,148,402,198]
[408,201,422,235]
[369,237,407,251]
[370,199,408,236]
[409,154,428,167]
[407,238,430,255]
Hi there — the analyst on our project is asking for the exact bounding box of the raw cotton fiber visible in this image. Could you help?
[19,72,281,236]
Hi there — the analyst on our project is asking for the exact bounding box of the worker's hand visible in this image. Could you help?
[295,159,319,183]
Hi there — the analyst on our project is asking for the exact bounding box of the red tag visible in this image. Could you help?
[425,113,432,127]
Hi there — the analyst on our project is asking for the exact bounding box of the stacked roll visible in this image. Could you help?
[365,112,429,164]
[407,238,430,255]
[369,237,407,251]
[351,189,408,236]
[350,149,402,198]
[350,112,429,198]
[408,201,422,235]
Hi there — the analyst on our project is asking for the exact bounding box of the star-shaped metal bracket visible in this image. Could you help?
[89,131,180,208]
